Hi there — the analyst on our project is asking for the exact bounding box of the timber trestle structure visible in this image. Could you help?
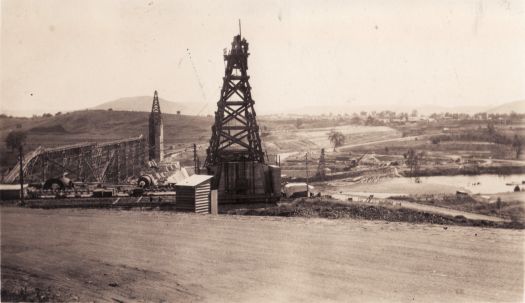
[4,136,146,184]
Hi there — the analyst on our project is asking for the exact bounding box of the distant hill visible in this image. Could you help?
[92,96,210,116]
[93,96,490,116]
[486,100,525,114]
[0,110,214,151]
[0,109,216,171]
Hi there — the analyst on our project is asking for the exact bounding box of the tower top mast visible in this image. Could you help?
[238,19,242,39]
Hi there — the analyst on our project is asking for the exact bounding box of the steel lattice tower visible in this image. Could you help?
[149,90,164,162]
[204,34,265,168]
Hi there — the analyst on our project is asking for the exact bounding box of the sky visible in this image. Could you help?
[1,0,525,116]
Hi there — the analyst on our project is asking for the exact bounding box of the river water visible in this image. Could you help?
[410,174,524,194]
[323,173,525,199]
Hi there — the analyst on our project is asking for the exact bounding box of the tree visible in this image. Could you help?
[350,115,362,125]
[328,130,345,151]
[512,135,522,159]
[405,149,425,178]
[6,131,27,151]
[487,121,496,135]
[295,119,303,129]
[365,116,373,125]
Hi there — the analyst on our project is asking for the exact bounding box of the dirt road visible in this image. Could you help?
[1,207,523,302]
[338,133,440,150]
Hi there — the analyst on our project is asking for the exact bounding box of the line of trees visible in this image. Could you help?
[430,122,523,159]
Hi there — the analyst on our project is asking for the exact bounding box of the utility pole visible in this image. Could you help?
[19,145,24,204]
[317,148,326,181]
[305,152,309,197]
[193,144,199,174]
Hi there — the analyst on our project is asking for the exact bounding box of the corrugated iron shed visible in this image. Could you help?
[175,175,213,213]
[0,184,28,200]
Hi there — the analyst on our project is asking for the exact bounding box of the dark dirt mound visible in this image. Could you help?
[227,198,525,229]
[389,194,525,223]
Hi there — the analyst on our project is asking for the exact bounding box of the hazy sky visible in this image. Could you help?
[1,0,525,116]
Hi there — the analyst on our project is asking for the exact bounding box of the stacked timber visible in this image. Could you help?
[174,175,213,213]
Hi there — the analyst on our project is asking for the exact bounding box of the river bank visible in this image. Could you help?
[403,164,525,177]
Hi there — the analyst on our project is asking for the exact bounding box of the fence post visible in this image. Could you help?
[210,189,218,215]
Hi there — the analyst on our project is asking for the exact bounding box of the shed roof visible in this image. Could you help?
[0,184,28,190]
[175,174,213,187]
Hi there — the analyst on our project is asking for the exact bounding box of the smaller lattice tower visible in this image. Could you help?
[148,90,164,162]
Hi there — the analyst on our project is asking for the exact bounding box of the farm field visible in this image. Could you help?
[263,125,400,153]
[1,207,523,302]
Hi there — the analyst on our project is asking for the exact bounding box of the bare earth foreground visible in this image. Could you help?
[1,207,523,302]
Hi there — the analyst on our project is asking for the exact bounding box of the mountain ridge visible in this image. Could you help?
[92,96,524,116]
[486,100,525,114]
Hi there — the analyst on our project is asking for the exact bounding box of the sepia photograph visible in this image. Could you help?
[1,0,524,302]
